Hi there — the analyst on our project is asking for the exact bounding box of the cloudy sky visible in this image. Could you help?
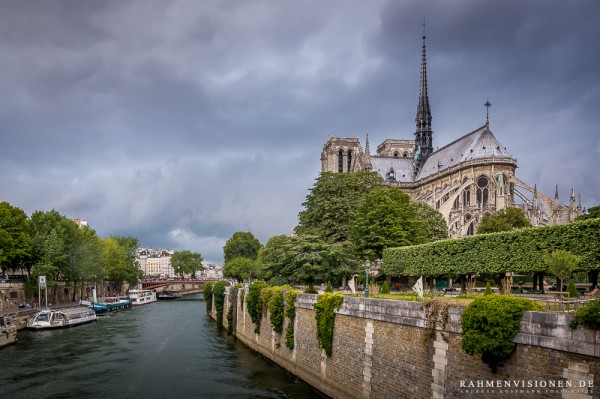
[1,1,599,263]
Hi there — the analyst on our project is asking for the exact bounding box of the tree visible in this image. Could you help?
[223,231,262,263]
[477,208,532,234]
[412,201,448,241]
[544,250,580,293]
[102,237,143,288]
[350,187,427,260]
[265,235,358,285]
[575,205,600,221]
[297,171,384,243]
[0,201,31,274]
[222,257,261,282]
[171,250,204,278]
[65,226,104,300]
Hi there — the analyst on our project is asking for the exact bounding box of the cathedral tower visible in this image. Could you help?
[414,26,433,169]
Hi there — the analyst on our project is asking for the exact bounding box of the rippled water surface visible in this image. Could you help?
[0,294,317,399]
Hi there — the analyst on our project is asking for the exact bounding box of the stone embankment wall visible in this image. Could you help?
[214,288,599,399]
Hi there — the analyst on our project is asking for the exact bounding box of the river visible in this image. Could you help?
[0,294,319,399]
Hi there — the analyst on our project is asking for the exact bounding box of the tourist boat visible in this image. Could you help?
[157,290,183,300]
[27,307,97,330]
[81,297,133,315]
[0,315,17,348]
[128,289,157,306]
[80,288,133,315]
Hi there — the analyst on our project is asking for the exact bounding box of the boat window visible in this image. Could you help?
[36,314,49,322]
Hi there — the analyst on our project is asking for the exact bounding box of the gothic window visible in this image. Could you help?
[465,214,474,236]
[453,196,460,210]
[476,176,489,209]
[463,187,471,208]
[347,150,352,172]
[403,152,408,158]
[393,151,399,158]
[338,150,343,173]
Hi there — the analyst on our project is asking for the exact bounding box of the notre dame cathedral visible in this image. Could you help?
[320,33,584,237]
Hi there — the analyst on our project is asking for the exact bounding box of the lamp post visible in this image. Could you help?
[364,259,371,298]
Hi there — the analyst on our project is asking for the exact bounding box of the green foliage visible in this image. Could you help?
[212,280,229,326]
[0,201,31,273]
[545,250,580,292]
[575,205,600,221]
[477,208,532,234]
[284,289,301,350]
[223,257,262,282]
[171,250,204,278]
[266,286,285,334]
[383,218,600,276]
[570,299,600,330]
[412,201,449,241]
[484,282,493,296]
[297,171,384,243]
[325,281,333,292]
[203,281,215,314]
[462,296,540,372]
[313,292,344,357]
[567,280,579,298]
[350,186,429,260]
[260,234,358,285]
[247,281,269,332]
[381,281,390,294]
[223,231,262,263]
[305,284,318,294]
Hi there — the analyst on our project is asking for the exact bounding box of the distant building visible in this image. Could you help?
[320,32,584,236]
[136,248,175,277]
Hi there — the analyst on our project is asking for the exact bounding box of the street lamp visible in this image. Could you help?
[364,259,371,298]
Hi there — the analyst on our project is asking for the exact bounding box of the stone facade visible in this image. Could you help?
[320,35,584,237]
[218,288,599,399]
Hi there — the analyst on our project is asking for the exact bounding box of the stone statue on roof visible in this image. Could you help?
[498,170,505,195]
[413,145,421,167]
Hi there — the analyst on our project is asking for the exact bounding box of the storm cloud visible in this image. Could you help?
[1,0,599,262]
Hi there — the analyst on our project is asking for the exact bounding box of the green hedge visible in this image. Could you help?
[383,218,600,276]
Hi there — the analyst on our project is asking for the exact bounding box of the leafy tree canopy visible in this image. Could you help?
[297,171,383,243]
[102,237,143,286]
[223,231,262,263]
[171,250,204,278]
[0,201,31,273]
[350,186,428,260]
[477,208,532,234]
[412,201,448,241]
[575,205,600,221]
[222,257,262,282]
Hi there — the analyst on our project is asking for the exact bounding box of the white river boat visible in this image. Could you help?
[27,307,97,330]
[128,290,157,306]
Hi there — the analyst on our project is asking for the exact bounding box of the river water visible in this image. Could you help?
[0,294,318,399]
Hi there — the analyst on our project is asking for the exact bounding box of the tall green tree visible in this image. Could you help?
[544,250,580,293]
[0,201,31,274]
[412,201,448,241]
[258,235,294,283]
[222,257,261,282]
[350,186,426,260]
[477,208,532,234]
[262,235,358,285]
[102,237,142,288]
[297,171,383,243]
[66,226,104,300]
[171,250,204,278]
[223,231,262,263]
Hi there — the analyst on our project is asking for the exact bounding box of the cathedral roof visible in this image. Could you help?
[371,157,414,183]
[416,125,514,180]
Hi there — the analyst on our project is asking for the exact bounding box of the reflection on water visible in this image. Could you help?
[0,294,318,399]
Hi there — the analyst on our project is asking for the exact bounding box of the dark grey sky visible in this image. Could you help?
[1,0,599,263]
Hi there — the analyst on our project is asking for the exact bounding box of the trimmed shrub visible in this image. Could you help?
[462,296,540,372]
[567,280,579,298]
[326,281,333,293]
[381,281,390,294]
[484,282,493,296]
[570,299,600,330]
[305,284,318,294]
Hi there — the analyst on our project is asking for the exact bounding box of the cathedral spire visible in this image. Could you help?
[364,133,372,171]
[415,20,433,167]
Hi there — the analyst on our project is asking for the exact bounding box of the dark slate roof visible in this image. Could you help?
[371,157,414,183]
[415,125,514,180]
